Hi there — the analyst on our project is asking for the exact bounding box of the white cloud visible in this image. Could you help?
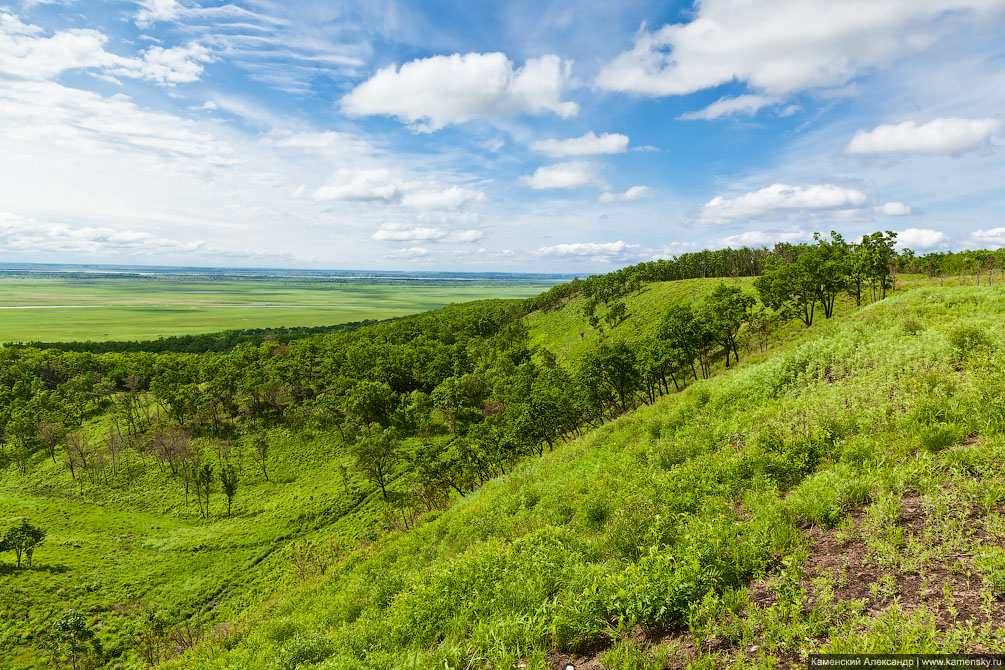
[972,227,1005,248]
[135,0,182,28]
[0,79,231,164]
[876,201,915,216]
[114,42,212,85]
[532,240,639,263]
[401,186,486,211]
[719,227,813,247]
[520,161,604,190]
[531,131,629,157]
[896,227,949,250]
[373,225,484,243]
[312,168,399,202]
[22,0,66,9]
[0,12,211,85]
[450,229,484,243]
[698,183,869,224]
[373,226,446,242]
[342,52,577,131]
[595,0,1001,97]
[598,185,656,203]
[678,95,780,121]
[653,241,700,258]
[312,169,486,212]
[0,13,116,79]
[138,4,367,94]
[846,117,1003,155]
[387,246,430,258]
[0,211,280,260]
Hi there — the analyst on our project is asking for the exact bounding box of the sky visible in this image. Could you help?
[0,0,1003,271]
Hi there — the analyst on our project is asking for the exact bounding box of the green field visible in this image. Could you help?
[0,272,562,342]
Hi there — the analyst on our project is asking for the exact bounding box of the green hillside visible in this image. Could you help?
[168,284,1005,669]
[524,278,733,363]
[2,242,1005,669]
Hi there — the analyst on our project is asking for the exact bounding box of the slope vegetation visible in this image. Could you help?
[2,252,1003,670]
[175,285,1005,668]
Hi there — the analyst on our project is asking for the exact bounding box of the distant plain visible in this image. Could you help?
[0,266,568,342]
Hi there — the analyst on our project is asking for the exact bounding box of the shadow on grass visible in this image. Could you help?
[0,562,71,576]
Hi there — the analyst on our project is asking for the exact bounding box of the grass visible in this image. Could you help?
[0,274,558,342]
[0,426,383,668]
[524,277,737,363]
[166,284,1005,668]
[4,279,1005,669]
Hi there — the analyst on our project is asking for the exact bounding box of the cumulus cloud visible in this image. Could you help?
[876,201,915,216]
[387,246,430,258]
[520,161,604,190]
[597,185,656,203]
[450,229,485,243]
[0,12,211,84]
[135,0,182,28]
[532,240,640,263]
[0,211,276,259]
[972,227,1005,248]
[846,117,1003,155]
[110,42,212,85]
[313,168,400,202]
[531,131,629,157]
[373,226,445,242]
[312,169,486,212]
[719,227,813,248]
[698,184,869,224]
[401,186,486,211]
[342,52,577,131]
[595,0,999,98]
[653,241,700,258]
[678,95,781,121]
[896,227,949,250]
[372,226,484,243]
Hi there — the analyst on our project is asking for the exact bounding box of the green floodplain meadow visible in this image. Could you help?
[0,269,566,343]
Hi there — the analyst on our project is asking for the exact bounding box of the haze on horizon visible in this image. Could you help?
[1,0,1003,273]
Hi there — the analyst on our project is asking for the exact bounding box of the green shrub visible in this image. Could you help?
[604,497,663,561]
[757,426,836,486]
[581,500,610,529]
[266,619,299,643]
[655,439,700,469]
[787,464,872,529]
[840,437,878,466]
[948,325,992,359]
[919,423,966,453]
[605,518,770,630]
[273,632,334,670]
[901,317,924,335]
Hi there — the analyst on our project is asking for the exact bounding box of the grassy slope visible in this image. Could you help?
[0,426,386,668]
[170,283,1005,669]
[4,280,1003,670]
[524,277,735,363]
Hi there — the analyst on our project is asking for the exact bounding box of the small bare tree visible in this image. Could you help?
[37,420,66,464]
[250,435,269,482]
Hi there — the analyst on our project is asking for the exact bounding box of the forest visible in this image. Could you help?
[2,232,1005,669]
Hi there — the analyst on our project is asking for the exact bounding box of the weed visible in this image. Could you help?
[975,547,1005,596]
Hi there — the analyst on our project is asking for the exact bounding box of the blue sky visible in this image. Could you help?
[1,0,1003,271]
